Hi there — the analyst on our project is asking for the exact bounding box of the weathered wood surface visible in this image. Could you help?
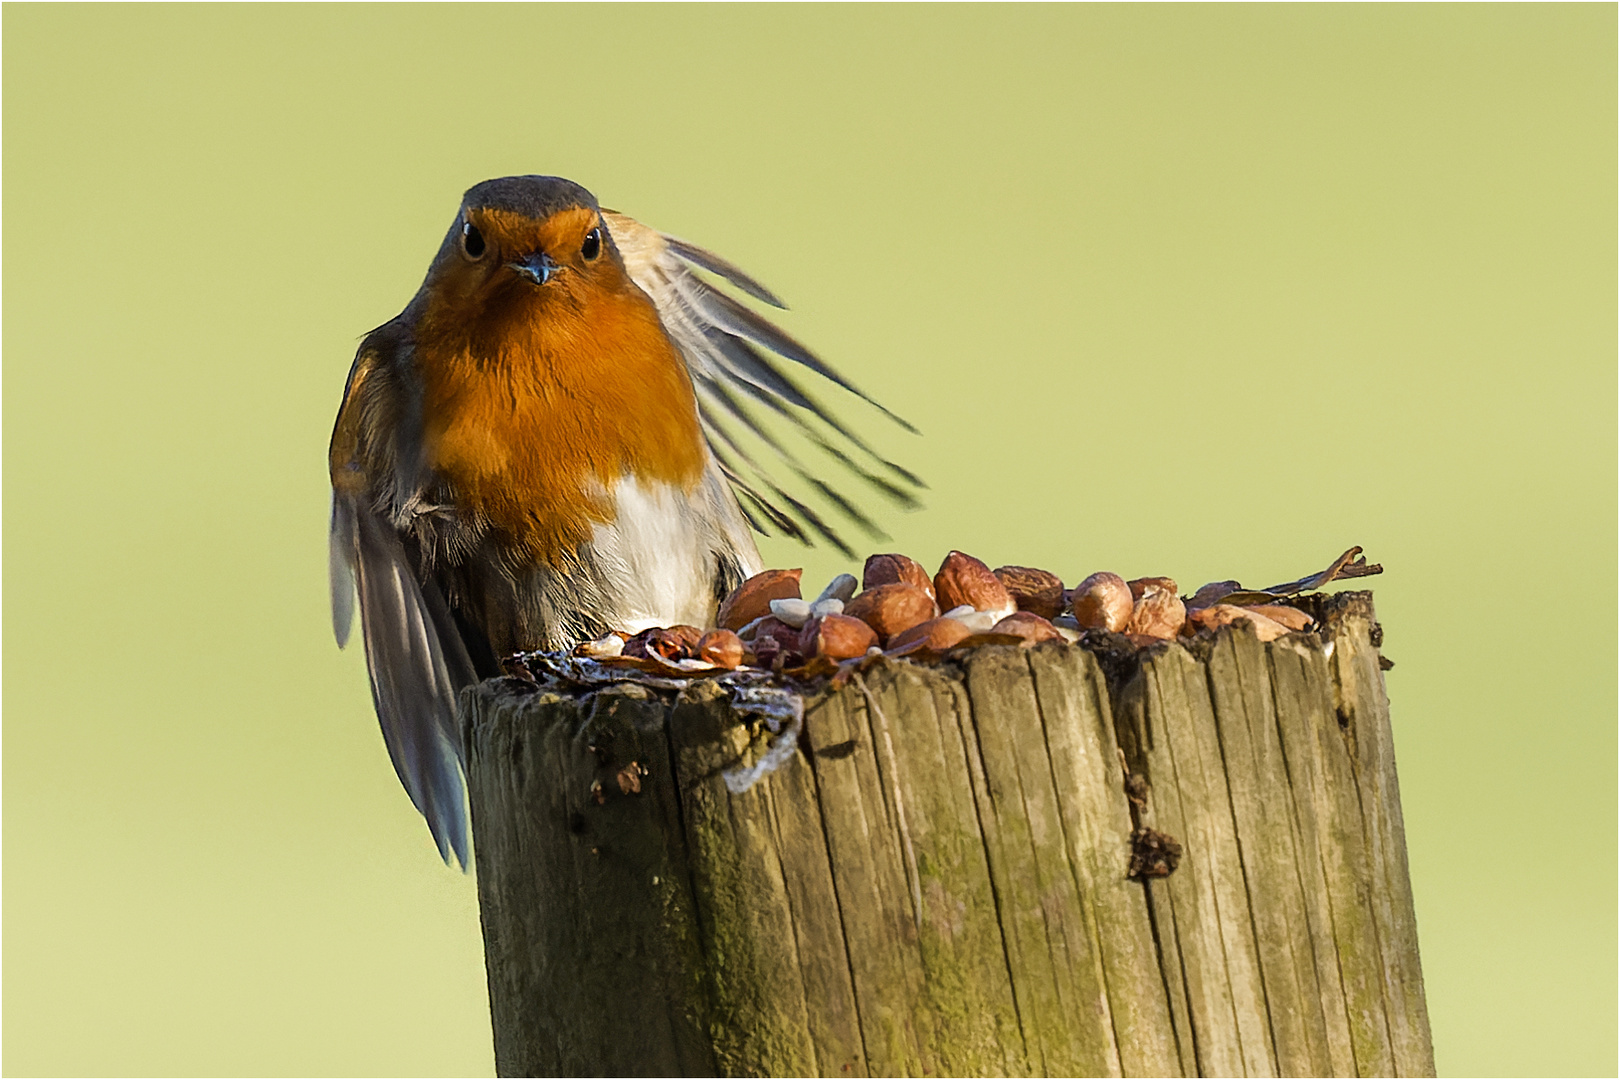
[465,591,1433,1077]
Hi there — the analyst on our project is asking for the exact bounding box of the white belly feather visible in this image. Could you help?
[589,470,763,633]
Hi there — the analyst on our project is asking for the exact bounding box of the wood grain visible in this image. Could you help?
[465,592,1431,1077]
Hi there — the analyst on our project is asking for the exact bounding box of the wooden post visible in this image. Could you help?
[464,591,1434,1077]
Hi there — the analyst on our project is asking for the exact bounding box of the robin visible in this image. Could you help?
[329,176,917,865]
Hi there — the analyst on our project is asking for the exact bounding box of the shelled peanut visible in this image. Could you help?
[568,548,1322,673]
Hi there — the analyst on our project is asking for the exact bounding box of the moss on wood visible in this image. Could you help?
[465,592,1433,1077]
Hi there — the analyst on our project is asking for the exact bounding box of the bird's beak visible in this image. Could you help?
[508,251,558,286]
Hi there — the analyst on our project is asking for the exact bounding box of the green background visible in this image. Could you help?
[5,5,1613,1076]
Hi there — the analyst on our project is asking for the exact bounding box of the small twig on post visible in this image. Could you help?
[1264,544,1384,595]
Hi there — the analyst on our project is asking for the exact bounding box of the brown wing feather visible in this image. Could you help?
[329,339,473,868]
[605,211,922,556]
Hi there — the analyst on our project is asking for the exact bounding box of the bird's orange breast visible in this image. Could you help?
[416,280,707,563]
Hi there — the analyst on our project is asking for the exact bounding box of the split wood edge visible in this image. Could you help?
[465,591,1434,1078]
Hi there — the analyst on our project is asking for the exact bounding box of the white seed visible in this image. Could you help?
[815,573,859,605]
[943,599,1016,621]
[949,609,1000,633]
[809,597,845,619]
[769,597,812,628]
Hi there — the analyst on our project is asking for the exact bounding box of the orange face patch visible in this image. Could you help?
[469,205,600,266]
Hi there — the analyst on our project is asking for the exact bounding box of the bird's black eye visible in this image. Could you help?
[581,226,601,262]
[461,221,486,260]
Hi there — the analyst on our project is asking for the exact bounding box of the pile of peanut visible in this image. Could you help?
[568,550,1318,677]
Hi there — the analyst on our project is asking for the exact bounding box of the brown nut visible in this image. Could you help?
[697,629,744,669]
[801,613,878,660]
[935,551,1014,616]
[716,568,802,631]
[1127,576,1178,602]
[1125,581,1185,640]
[1187,604,1291,642]
[990,611,1065,646]
[993,566,1065,620]
[888,616,973,653]
[744,616,799,668]
[747,616,796,642]
[863,553,936,601]
[844,583,937,644]
[1071,572,1134,632]
[1246,604,1314,632]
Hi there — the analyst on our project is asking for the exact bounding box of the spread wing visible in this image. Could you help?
[329,346,475,868]
[604,211,923,557]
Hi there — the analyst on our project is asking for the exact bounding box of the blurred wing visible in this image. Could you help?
[330,495,474,869]
[605,211,923,557]
[329,348,475,869]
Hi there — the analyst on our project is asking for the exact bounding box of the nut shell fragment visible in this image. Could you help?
[994,566,1065,620]
[990,611,1065,646]
[615,762,643,795]
[1187,580,1242,610]
[1246,604,1313,632]
[625,625,704,660]
[717,569,802,631]
[1071,572,1134,633]
[844,583,937,643]
[863,553,935,601]
[935,551,1014,618]
[1187,604,1292,642]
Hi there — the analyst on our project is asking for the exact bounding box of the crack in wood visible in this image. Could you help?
[464,591,1432,1077]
